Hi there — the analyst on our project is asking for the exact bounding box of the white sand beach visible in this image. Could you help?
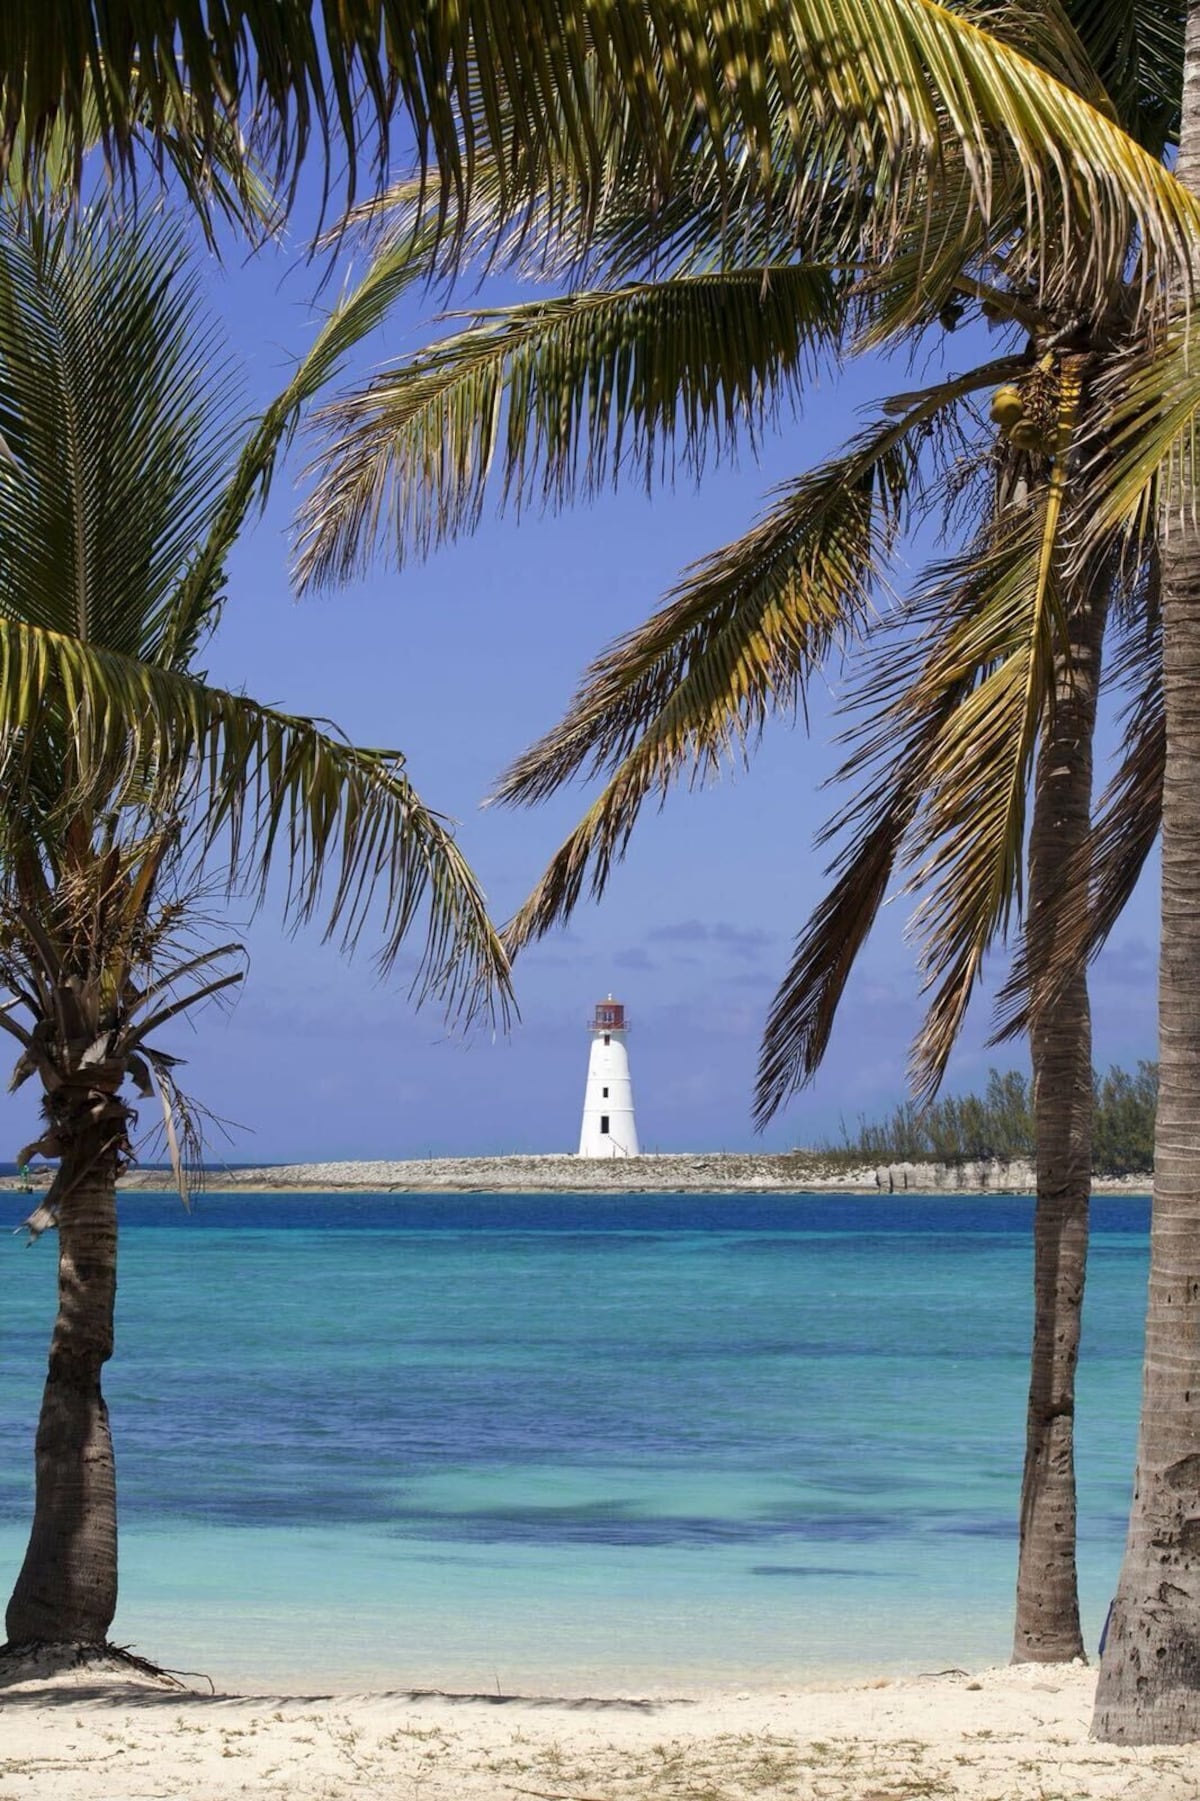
[1,1657,1197,1799]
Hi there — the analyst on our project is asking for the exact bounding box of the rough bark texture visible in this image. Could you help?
[1012,576,1107,1663]
[1092,0,1200,1740]
[5,1107,121,1647]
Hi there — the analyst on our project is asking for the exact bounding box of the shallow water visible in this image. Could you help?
[0,1192,1146,1691]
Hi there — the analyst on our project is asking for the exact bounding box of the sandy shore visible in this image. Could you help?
[0,1658,1195,1799]
[86,1152,1152,1196]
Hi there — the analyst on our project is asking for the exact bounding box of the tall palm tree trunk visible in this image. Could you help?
[1013,571,1107,1662]
[1093,0,1200,1739]
[4,1086,124,1648]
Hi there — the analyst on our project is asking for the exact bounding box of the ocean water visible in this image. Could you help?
[0,1192,1147,1693]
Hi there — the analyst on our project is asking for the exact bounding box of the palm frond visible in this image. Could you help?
[991,576,1162,1040]
[162,221,450,666]
[1082,327,1200,563]
[341,107,857,289]
[0,618,512,1025]
[499,362,1019,809]
[903,367,1084,1094]
[753,364,1077,1120]
[497,365,1012,954]
[752,684,971,1125]
[6,68,278,246]
[1065,0,1183,151]
[295,265,842,589]
[0,0,1195,300]
[0,212,237,667]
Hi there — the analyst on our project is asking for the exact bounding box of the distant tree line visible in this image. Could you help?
[829,1064,1157,1175]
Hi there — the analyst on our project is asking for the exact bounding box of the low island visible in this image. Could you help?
[98,1150,1153,1194]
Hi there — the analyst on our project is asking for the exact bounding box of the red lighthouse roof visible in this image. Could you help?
[590,997,627,1031]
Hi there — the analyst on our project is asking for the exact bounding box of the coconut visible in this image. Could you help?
[1008,419,1043,451]
[989,384,1025,428]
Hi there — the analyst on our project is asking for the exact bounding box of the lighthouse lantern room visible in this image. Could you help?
[578,996,640,1157]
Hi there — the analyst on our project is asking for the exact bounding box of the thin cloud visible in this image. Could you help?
[647,919,772,961]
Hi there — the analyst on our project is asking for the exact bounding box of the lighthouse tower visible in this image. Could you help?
[578,996,640,1158]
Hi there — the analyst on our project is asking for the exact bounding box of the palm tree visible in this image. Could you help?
[1091,0,1200,1744]
[289,6,1178,1672]
[0,208,509,1655]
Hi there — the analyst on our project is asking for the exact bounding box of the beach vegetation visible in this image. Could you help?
[831,1063,1157,1176]
[0,206,509,1660]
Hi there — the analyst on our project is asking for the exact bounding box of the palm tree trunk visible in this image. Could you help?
[5,1106,121,1648]
[1012,571,1107,1662]
[1092,0,1200,1740]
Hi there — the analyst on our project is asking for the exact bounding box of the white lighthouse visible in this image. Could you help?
[578,996,640,1158]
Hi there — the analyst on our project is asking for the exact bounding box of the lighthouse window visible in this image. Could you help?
[602,1086,609,1097]
[603,1033,610,1045]
[600,1115,610,1134]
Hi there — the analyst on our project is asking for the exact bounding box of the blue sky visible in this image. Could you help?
[0,190,1159,1164]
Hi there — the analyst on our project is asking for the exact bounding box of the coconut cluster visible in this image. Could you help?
[989,359,1059,454]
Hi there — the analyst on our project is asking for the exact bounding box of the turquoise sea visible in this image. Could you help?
[0,1192,1147,1693]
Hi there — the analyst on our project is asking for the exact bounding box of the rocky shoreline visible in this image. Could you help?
[96,1151,1151,1195]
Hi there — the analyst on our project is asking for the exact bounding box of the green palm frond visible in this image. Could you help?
[903,390,1082,1095]
[497,365,1010,954]
[1065,0,1183,150]
[500,362,1020,810]
[4,0,1192,283]
[444,0,1197,307]
[1082,326,1200,558]
[0,616,511,1022]
[0,212,237,661]
[295,265,842,589]
[755,366,1086,1119]
[0,203,438,670]
[162,220,450,667]
[0,207,510,1030]
[5,69,277,246]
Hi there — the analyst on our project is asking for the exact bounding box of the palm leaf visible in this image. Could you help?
[991,575,1162,1040]
[1081,326,1200,560]
[1065,0,1183,150]
[1,0,1196,304]
[0,617,512,1024]
[752,683,973,1125]
[5,69,277,246]
[903,365,1084,1095]
[0,212,237,661]
[753,377,1082,1119]
[295,264,841,589]
[497,364,1013,953]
